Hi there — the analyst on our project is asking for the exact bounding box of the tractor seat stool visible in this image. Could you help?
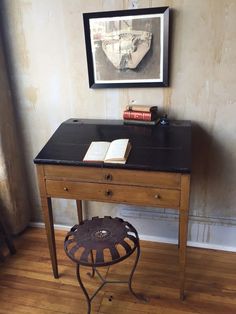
[64,216,146,314]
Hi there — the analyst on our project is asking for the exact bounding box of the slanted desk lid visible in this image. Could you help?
[34,118,191,173]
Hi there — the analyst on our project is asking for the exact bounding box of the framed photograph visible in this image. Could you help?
[83,7,169,89]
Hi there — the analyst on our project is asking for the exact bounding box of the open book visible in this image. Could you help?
[83,139,131,164]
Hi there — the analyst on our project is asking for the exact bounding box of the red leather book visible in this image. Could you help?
[123,110,157,121]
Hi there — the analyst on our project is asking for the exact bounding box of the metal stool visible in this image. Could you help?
[64,216,144,314]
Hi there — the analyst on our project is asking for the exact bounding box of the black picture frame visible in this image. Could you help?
[83,6,170,89]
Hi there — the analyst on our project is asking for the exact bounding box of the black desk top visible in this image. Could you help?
[34,119,192,173]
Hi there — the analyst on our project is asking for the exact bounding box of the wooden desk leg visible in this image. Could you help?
[37,165,58,278]
[179,174,190,300]
[76,200,83,223]
[43,197,58,278]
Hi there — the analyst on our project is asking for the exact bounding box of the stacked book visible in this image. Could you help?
[123,104,159,125]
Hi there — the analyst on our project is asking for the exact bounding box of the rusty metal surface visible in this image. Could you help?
[64,216,139,267]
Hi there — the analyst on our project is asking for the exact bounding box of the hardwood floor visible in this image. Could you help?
[0,227,236,314]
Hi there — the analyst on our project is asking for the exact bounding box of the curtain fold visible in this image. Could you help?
[0,28,31,234]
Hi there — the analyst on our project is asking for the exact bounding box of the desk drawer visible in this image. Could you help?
[44,165,181,189]
[44,165,104,183]
[46,180,180,208]
[102,168,180,189]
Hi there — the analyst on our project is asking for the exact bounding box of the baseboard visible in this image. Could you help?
[117,206,236,252]
[29,221,236,253]
[139,234,236,252]
[29,222,70,231]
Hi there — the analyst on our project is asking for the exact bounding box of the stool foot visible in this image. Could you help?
[87,268,95,278]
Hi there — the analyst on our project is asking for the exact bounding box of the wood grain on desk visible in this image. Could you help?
[43,165,181,208]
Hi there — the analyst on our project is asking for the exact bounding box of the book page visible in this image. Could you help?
[104,139,129,163]
[83,141,110,162]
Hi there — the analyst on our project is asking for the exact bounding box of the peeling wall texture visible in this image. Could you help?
[0,1,236,240]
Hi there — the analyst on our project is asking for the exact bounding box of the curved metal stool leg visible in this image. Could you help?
[128,244,148,302]
[76,264,91,314]
[87,251,95,278]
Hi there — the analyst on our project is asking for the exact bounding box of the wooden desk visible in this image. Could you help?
[34,119,191,300]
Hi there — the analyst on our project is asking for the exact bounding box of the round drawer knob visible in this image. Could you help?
[64,187,69,191]
[105,174,112,181]
[154,194,160,199]
[105,189,112,197]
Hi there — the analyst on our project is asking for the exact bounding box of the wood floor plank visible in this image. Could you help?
[1,227,236,314]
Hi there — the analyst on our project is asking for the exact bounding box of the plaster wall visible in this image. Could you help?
[1,0,236,244]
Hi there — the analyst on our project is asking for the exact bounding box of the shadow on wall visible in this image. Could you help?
[191,122,235,222]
